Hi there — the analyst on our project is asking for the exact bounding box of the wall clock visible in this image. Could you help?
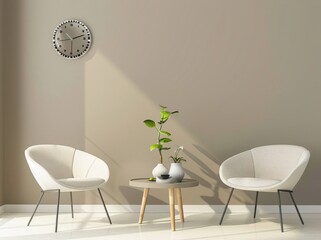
[52,20,92,59]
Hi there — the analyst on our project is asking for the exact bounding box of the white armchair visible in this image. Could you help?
[219,145,310,232]
[25,144,112,232]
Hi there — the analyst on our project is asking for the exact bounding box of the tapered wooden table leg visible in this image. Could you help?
[139,188,149,224]
[176,188,184,222]
[169,188,176,231]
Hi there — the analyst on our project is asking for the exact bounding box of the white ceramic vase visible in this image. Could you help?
[169,162,185,182]
[152,163,169,178]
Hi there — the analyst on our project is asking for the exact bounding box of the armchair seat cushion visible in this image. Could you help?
[58,178,105,190]
[227,177,281,190]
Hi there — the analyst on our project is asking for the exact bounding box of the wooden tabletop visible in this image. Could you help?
[129,178,199,189]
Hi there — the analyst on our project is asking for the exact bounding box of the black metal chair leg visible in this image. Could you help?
[254,191,259,219]
[278,190,284,232]
[219,188,234,225]
[27,191,45,226]
[289,191,304,225]
[70,192,74,218]
[97,188,112,224]
[55,190,61,233]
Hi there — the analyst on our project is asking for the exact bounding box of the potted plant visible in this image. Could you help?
[143,105,178,178]
[169,146,186,182]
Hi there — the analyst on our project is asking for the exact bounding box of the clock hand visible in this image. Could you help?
[65,32,73,40]
[57,38,71,41]
[72,34,84,40]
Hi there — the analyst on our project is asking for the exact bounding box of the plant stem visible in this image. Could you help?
[158,122,163,164]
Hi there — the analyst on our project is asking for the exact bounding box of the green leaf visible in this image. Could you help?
[144,119,155,128]
[159,118,169,124]
[171,110,179,114]
[160,138,172,144]
[161,110,171,121]
[150,144,162,151]
[159,130,171,136]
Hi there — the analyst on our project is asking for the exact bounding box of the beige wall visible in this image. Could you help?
[0,0,3,206]
[3,0,321,205]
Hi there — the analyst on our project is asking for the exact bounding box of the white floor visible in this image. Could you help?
[0,212,321,240]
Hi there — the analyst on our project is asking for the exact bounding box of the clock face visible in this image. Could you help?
[52,20,92,59]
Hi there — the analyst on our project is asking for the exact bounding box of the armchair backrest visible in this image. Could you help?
[26,145,75,179]
[251,145,310,180]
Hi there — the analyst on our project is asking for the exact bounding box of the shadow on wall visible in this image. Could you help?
[184,145,222,205]
[185,144,254,207]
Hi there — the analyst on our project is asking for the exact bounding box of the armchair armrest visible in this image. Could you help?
[25,157,61,191]
[274,150,310,191]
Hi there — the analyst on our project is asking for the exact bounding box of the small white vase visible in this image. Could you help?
[169,163,185,182]
[152,163,169,178]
